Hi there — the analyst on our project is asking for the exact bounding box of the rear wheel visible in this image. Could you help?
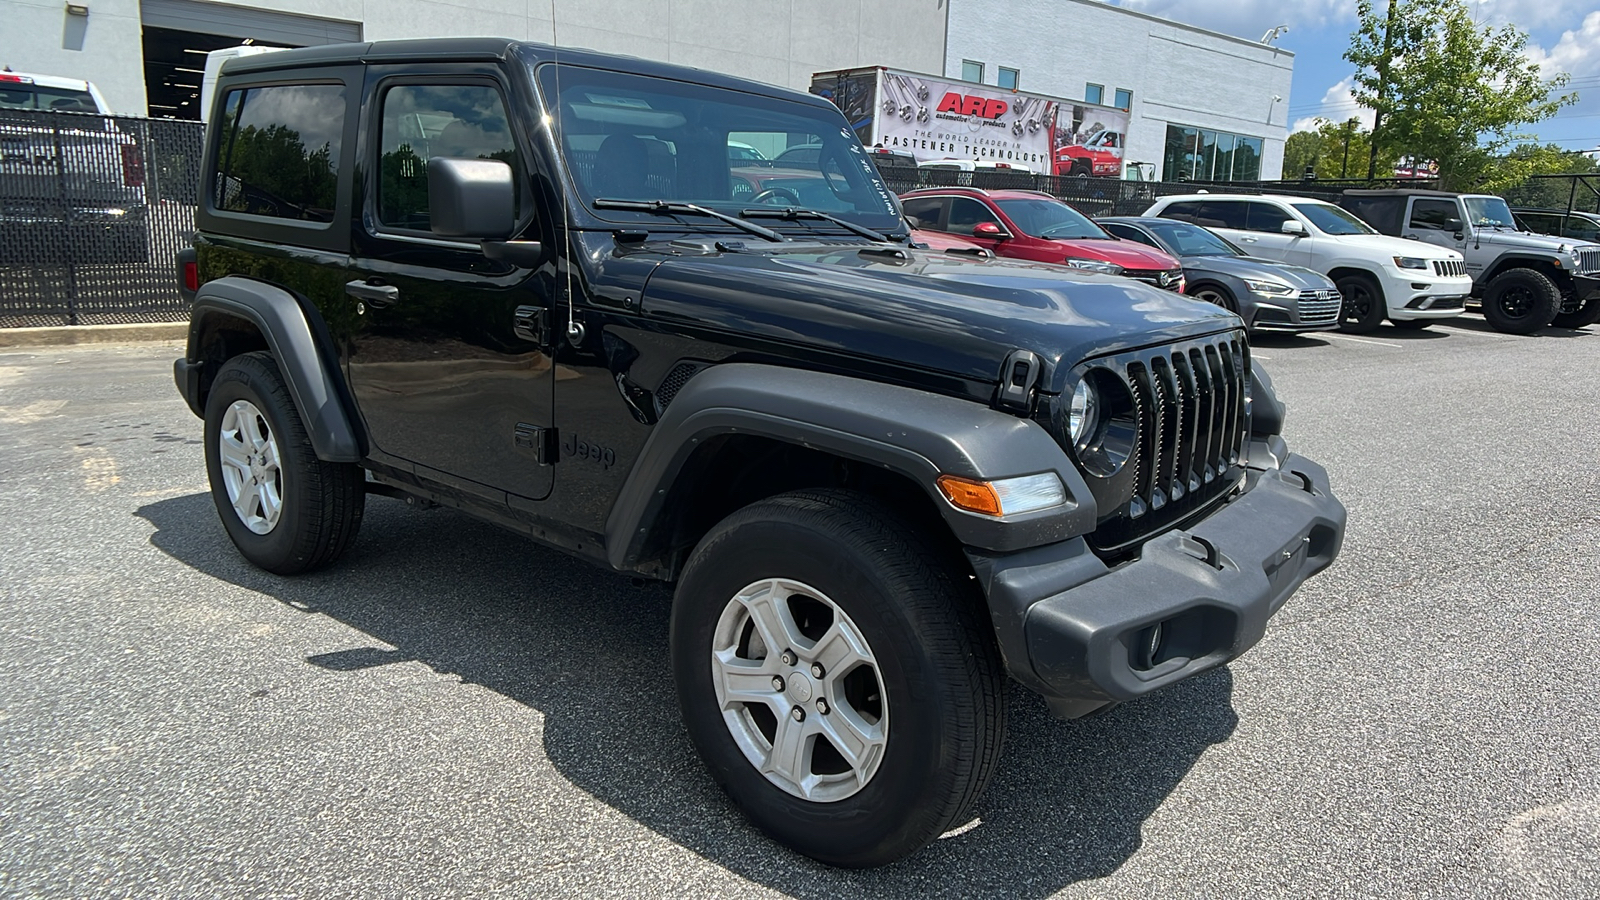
[1335,273,1386,333]
[671,490,1005,867]
[1481,268,1559,335]
[1552,294,1600,329]
[204,352,364,575]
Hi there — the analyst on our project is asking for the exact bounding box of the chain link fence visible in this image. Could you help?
[1,109,202,327]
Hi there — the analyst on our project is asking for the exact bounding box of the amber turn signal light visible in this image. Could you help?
[935,475,1003,516]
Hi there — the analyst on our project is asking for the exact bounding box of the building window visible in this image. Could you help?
[1085,83,1104,105]
[962,60,984,84]
[998,67,1020,91]
[1162,124,1263,182]
[1113,88,1132,110]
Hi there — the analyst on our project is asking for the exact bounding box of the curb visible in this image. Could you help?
[0,322,188,348]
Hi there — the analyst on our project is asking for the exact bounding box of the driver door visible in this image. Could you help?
[948,197,1007,253]
[1405,198,1468,255]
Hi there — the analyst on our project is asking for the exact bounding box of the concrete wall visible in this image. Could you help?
[944,0,1294,180]
[0,0,949,116]
[2,0,149,115]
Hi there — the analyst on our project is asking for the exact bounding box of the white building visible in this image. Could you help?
[1,0,1292,180]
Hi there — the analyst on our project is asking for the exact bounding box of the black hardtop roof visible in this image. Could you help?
[219,37,830,109]
[1341,188,1473,200]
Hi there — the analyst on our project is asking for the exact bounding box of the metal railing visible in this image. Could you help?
[1,109,202,327]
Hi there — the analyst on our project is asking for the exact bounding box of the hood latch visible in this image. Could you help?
[996,349,1042,414]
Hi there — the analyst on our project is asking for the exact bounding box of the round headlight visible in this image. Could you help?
[1069,379,1100,451]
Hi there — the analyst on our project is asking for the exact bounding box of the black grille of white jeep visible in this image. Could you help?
[1072,333,1250,553]
[1430,259,1467,278]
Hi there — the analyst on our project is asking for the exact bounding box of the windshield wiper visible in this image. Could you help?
[740,206,904,243]
[594,199,787,243]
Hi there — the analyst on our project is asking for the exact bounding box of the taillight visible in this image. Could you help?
[182,260,199,292]
[119,144,144,187]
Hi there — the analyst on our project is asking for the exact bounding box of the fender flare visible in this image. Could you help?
[182,276,363,463]
[603,363,1099,566]
[1482,254,1567,287]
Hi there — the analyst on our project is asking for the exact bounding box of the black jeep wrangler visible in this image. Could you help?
[172,39,1345,867]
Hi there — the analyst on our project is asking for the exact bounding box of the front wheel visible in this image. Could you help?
[1481,268,1559,334]
[1335,273,1386,334]
[671,490,1005,867]
[1190,284,1240,315]
[204,352,365,575]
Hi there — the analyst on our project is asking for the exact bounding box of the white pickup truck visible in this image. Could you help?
[0,70,147,265]
[1144,193,1474,332]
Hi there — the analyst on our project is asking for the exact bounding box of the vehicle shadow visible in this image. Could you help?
[1440,315,1595,339]
[1250,332,1331,351]
[136,492,1240,897]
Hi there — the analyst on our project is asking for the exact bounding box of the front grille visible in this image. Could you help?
[1124,268,1184,291]
[1080,333,1249,553]
[1431,259,1467,278]
[1296,289,1343,324]
[1578,247,1600,276]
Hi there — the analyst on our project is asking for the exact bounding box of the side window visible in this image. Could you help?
[947,197,1000,236]
[1563,216,1600,242]
[379,84,519,232]
[901,197,946,231]
[1516,213,1554,234]
[1159,201,1205,224]
[212,83,346,223]
[1104,222,1158,248]
[1410,199,1459,231]
[1195,201,1247,231]
[1244,202,1294,233]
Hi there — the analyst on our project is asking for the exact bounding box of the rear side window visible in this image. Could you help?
[1244,202,1294,233]
[212,83,346,223]
[378,84,519,231]
[1195,201,1248,230]
[1159,201,1206,224]
[901,197,945,230]
[1409,199,1458,230]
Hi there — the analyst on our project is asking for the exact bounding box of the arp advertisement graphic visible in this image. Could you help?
[1054,103,1131,177]
[812,70,1059,171]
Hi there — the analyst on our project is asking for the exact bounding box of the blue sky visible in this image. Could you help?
[1103,0,1600,153]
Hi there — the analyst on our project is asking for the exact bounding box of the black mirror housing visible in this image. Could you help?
[427,157,515,239]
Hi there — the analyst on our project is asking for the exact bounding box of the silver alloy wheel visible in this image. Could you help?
[711,578,888,802]
[1194,288,1232,311]
[217,399,283,535]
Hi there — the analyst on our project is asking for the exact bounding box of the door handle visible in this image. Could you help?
[1239,236,1258,243]
[345,280,399,308]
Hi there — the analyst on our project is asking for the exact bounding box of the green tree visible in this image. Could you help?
[1345,0,1575,189]
[1496,144,1600,207]
[1283,119,1397,180]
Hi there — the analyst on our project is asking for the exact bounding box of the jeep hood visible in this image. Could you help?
[1332,233,1462,260]
[635,244,1239,393]
[1477,230,1587,253]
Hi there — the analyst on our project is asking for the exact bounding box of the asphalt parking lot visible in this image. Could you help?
[2,319,1597,899]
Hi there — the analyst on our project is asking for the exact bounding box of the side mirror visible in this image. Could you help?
[973,221,1009,239]
[427,157,515,239]
[1280,219,1307,236]
[1445,217,1465,237]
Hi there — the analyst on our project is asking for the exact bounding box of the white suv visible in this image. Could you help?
[1144,194,1473,332]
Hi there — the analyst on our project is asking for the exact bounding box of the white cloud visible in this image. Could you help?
[1524,10,1600,78]
[1471,0,1600,35]
[1291,77,1376,132]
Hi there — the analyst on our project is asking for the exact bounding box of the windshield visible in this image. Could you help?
[0,83,97,112]
[995,197,1106,239]
[537,64,899,229]
[1292,202,1376,236]
[1465,196,1517,229]
[1143,220,1240,257]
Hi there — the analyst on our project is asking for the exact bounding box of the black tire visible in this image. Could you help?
[671,490,1005,867]
[1481,268,1560,335]
[1334,273,1386,334]
[1389,319,1432,330]
[203,352,364,575]
[1552,294,1600,329]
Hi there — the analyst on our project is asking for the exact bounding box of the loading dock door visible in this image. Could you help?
[140,1,361,119]
[141,0,362,47]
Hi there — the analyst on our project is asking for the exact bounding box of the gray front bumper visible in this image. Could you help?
[969,452,1346,713]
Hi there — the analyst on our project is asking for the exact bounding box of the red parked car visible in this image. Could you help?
[899,188,1185,291]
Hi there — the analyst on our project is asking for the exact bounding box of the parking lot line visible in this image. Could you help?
[1321,333,1402,349]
